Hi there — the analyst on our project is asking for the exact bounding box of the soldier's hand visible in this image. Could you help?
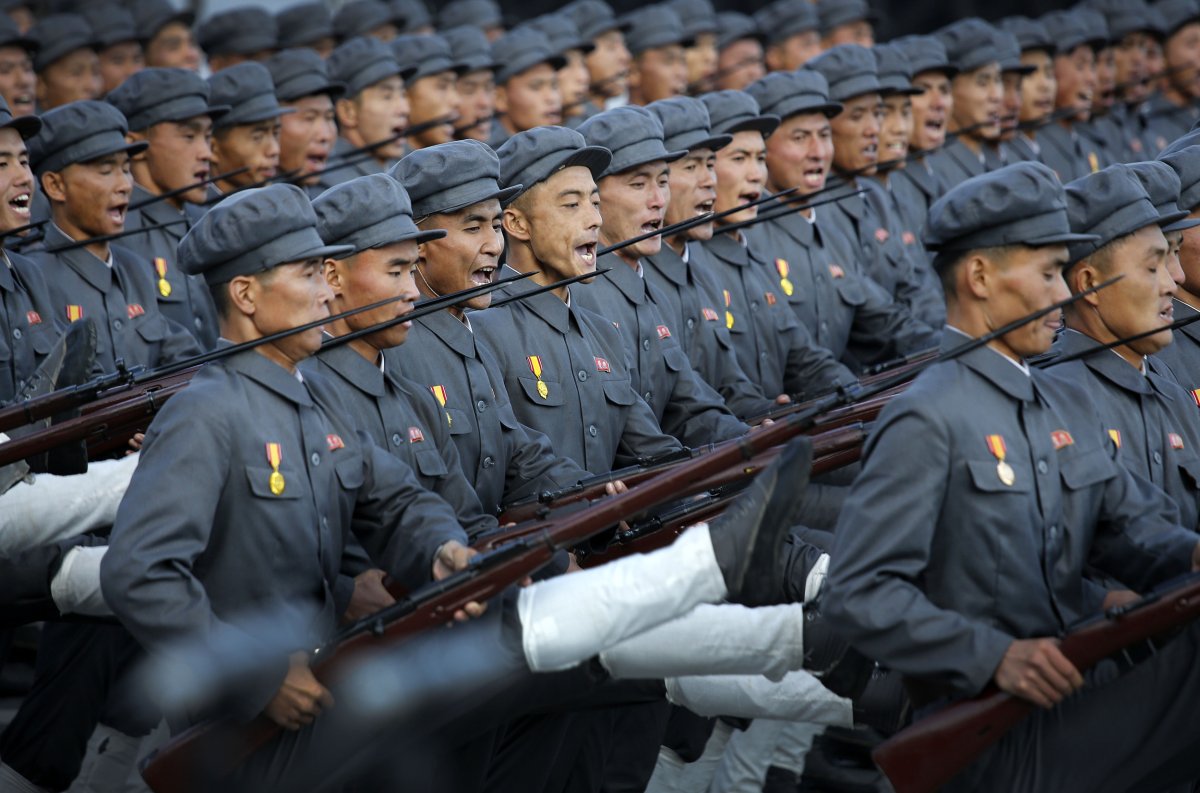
[433,540,487,621]
[264,652,334,731]
[341,568,396,624]
[1101,589,1139,611]
[604,480,628,495]
[775,394,791,404]
[126,432,145,454]
[994,638,1083,709]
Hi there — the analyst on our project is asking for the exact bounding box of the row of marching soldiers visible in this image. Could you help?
[0,0,1198,791]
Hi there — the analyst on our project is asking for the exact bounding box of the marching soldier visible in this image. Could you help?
[195,7,276,74]
[264,49,344,198]
[129,0,200,71]
[0,15,35,119]
[562,0,631,118]
[1154,145,1200,390]
[997,16,1056,165]
[332,0,397,44]
[29,14,100,111]
[664,0,718,97]
[755,0,821,74]
[441,25,498,143]
[623,6,691,107]
[391,33,465,150]
[274,2,336,58]
[712,13,766,93]
[206,62,292,197]
[927,19,1003,186]
[527,13,595,130]
[485,27,565,149]
[817,0,875,50]
[989,28,1035,169]
[1087,0,1162,163]
[78,3,142,95]
[1039,9,1111,183]
[438,0,505,42]
[1141,0,1200,154]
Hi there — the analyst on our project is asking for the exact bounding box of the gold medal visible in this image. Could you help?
[528,355,549,400]
[780,277,794,296]
[537,379,549,399]
[986,435,1014,487]
[722,289,735,329]
[269,469,286,495]
[997,460,1015,487]
[265,442,285,496]
[153,257,172,298]
[158,278,172,297]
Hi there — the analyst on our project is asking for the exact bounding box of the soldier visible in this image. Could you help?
[318,36,411,190]
[575,105,749,445]
[107,67,227,349]
[755,0,821,73]
[707,14,765,95]
[1087,0,1163,163]
[441,25,498,142]
[274,2,337,58]
[1154,145,1200,390]
[195,7,276,74]
[816,0,875,50]
[1078,9,1126,167]
[1039,9,1111,183]
[78,3,142,94]
[988,28,1036,170]
[927,19,1003,187]
[265,49,344,199]
[0,15,35,118]
[746,67,941,369]
[129,0,200,71]
[698,89,858,399]
[391,33,465,150]
[642,96,779,420]
[562,0,631,117]
[998,16,1057,165]
[208,62,292,196]
[27,100,201,373]
[438,0,505,42]
[1141,0,1200,153]
[527,13,594,129]
[486,27,565,149]
[623,6,692,107]
[333,0,397,44]
[825,159,1200,793]
[29,14,100,111]
[392,0,434,36]
[664,0,718,96]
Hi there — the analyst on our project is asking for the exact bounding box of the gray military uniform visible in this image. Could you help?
[573,254,748,446]
[1140,93,1197,156]
[28,225,201,374]
[1037,123,1101,183]
[122,184,220,349]
[317,136,388,191]
[0,251,62,403]
[926,137,986,190]
[1153,298,1200,394]
[890,159,944,239]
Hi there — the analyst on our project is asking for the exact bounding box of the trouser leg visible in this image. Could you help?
[665,671,852,724]
[644,719,733,793]
[709,718,787,793]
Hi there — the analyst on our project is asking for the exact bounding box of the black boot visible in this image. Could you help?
[803,587,876,701]
[707,436,813,606]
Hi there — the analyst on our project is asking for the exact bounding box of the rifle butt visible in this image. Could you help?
[140,717,277,793]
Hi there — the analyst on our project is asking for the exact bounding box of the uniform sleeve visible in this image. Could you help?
[154,312,204,366]
[417,387,499,540]
[608,324,686,467]
[781,318,858,401]
[824,397,1015,697]
[846,278,941,364]
[495,395,590,506]
[657,333,749,446]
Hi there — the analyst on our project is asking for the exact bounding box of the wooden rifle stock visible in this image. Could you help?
[872,571,1200,793]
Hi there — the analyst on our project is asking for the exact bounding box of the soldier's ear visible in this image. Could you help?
[335,97,357,130]
[228,274,258,316]
[503,204,530,241]
[126,130,149,163]
[493,84,509,116]
[39,170,67,204]
[962,251,992,301]
[1070,260,1103,308]
[322,257,346,295]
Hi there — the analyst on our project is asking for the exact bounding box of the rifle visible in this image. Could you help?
[872,570,1200,793]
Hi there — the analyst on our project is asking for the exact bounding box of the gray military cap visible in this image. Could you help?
[806,45,882,103]
[392,34,466,82]
[1065,166,1164,263]
[29,100,149,175]
[393,139,523,217]
[647,97,731,153]
[817,0,876,35]
[79,3,137,50]
[754,0,819,47]
[107,68,230,132]
[563,0,631,42]
[715,13,764,52]
[527,13,594,56]
[874,44,924,95]
[935,19,1002,75]
[491,28,566,85]
[0,14,36,53]
[924,161,1098,254]
[621,6,694,57]
[999,16,1055,55]
[129,0,194,42]
[197,7,277,57]
[276,3,335,50]
[1160,147,1200,211]
[438,0,503,32]
[209,62,295,130]
[665,0,718,40]
[180,184,353,284]
[1124,161,1199,232]
[30,14,95,72]
[391,0,433,33]
[746,70,842,120]
[0,94,39,140]
[496,126,612,203]
[334,1,395,41]
[890,35,956,78]
[1155,0,1200,36]
[578,106,686,178]
[701,90,780,137]
[1083,0,1163,41]
[1039,9,1109,54]
[442,26,499,73]
[314,173,445,257]
[266,49,347,102]
[329,37,409,97]
[994,29,1035,75]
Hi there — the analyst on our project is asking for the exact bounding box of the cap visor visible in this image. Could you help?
[556,145,613,179]
[303,243,357,261]
[694,133,732,152]
[1159,209,1194,230]
[437,184,524,214]
[726,115,780,137]
[1003,64,1037,75]
[81,139,150,165]
[3,114,40,140]
[1025,230,1102,246]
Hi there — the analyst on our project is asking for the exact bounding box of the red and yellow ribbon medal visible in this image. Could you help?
[265,442,285,495]
[527,355,548,399]
[431,384,451,427]
[986,434,1014,486]
[154,257,172,297]
[722,290,734,330]
[774,259,794,296]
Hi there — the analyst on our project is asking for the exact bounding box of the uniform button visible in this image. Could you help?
[194,318,202,330]
[686,318,695,329]
[391,432,402,446]
[11,328,20,340]
[751,301,759,309]
[642,339,651,351]
[112,319,123,330]
[588,425,598,437]
[322,517,329,528]
[482,456,495,468]
[577,370,587,382]
[820,322,828,332]
[310,452,320,466]
[476,399,487,413]
[1037,460,1048,475]
[1154,451,1163,465]
[644,392,652,402]
[1048,524,1058,539]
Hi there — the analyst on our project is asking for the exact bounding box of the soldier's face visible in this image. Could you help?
[47,153,134,239]
[1166,229,1185,286]
[0,46,33,118]
[1113,31,1152,103]
[416,199,503,313]
[342,75,410,161]
[981,244,1069,358]
[144,117,215,204]
[830,93,882,175]
[406,71,461,148]
[1019,50,1056,124]
[497,63,562,132]
[559,51,591,117]
[36,48,102,110]
[212,118,282,189]
[767,32,821,72]
[586,30,630,99]
[910,70,951,152]
[1056,45,1097,121]
[280,94,337,185]
[454,70,496,142]
[1088,225,1177,355]
[1178,209,1200,295]
[716,39,765,92]
[598,160,670,260]
[685,33,717,93]
[664,148,717,242]
[511,166,600,282]
[98,41,144,94]
[0,128,32,233]
[144,21,200,70]
[1166,23,1200,100]
[997,72,1022,141]
[327,241,420,349]
[255,257,332,363]
[765,112,832,196]
[950,64,1001,140]
[879,95,912,167]
[712,130,766,227]
[822,21,873,50]
[632,45,688,103]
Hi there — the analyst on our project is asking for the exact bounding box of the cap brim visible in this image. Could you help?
[726,115,780,137]
[433,184,524,215]
[303,242,357,261]
[556,145,613,179]
[1165,215,1200,233]
[83,139,150,165]
[1158,208,1193,230]
[1025,230,1102,247]
[880,85,924,97]
[2,114,40,140]
[693,133,732,152]
[1003,63,1037,75]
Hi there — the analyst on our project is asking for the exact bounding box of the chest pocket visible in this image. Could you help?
[443,407,472,436]
[663,345,689,374]
[834,277,867,307]
[334,456,365,490]
[601,378,636,407]
[966,458,1032,494]
[134,315,168,343]
[412,447,449,478]
[1059,446,1118,491]
[28,322,56,355]
[245,464,302,499]
[1176,457,1200,490]
[517,375,565,407]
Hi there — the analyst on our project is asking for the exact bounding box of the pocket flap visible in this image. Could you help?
[601,378,636,406]
[245,464,301,499]
[966,458,1032,493]
[517,376,565,406]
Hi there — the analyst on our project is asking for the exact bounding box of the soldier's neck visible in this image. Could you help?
[327,315,380,362]
[954,133,982,155]
[1064,316,1142,369]
[510,246,569,302]
[54,214,112,262]
[415,269,465,319]
[131,164,185,211]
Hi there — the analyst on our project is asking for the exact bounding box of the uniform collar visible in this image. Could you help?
[598,252,647,304]
[704,232,751,266]
[43,223,114,291]
[943,326,1036,401]
[417,307,477,358]
[826,174,865,221]
[1059,327,1154,396]
[1173,298,1200,343]
[0,250,14,292]
[220,342,314,406]
[316,339,387,397]
[131,182,189,235]
[643,243,689,287]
